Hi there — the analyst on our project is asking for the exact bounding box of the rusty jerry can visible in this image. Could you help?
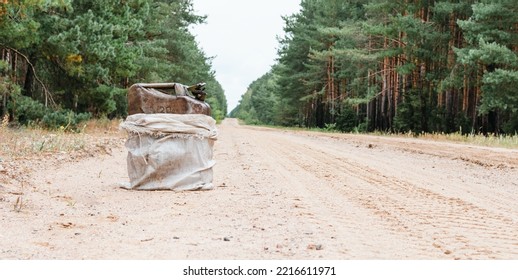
[127,83,211,116]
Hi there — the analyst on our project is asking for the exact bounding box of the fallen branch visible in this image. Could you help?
[0,44,56,107]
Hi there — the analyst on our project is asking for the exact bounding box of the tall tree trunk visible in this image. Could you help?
[10,50,17,83]
[330,54,335,123]
[420,64,428,132]
[23,53,36,98]
[380,37,389,130]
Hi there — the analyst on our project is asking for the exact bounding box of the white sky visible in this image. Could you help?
[190,0,301,113]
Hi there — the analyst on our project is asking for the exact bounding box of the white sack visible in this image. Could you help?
[120,113,217,191]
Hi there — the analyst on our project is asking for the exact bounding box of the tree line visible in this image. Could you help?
[231,0,518,134]
[0,0,227,130]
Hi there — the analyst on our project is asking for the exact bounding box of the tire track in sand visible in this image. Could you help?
[236,126,442,258]
[237,124,518,259]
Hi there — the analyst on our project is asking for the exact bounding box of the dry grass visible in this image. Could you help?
[0,118,125,190]
[385,131,518,149]
[243,121,518,149]
[81,117,124,135]
[0,118,123,160]
[1,128,86,159]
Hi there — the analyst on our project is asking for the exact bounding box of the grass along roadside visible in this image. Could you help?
[391,131,518,149]
[237,119,518,149]
[0,117,126,215]
[0,117,124,159]
[0,118,125,190]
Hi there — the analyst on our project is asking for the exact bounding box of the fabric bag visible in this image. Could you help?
[120,113,217,191]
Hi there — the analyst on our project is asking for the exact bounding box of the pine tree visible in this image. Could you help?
[1,0,227,124]
[236,0,517,134]
[455,0,518,133]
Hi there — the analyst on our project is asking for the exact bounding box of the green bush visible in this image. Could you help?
[1,61,21,116]
[9,93,90,131]
[454,112,473,135]
[211,108,225,124]
[9,94,47,125]
[502,117,518,134]
[335,107,358,132]
[42,110,91,131]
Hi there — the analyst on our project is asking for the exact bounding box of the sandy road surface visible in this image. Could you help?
[1,118,517,259]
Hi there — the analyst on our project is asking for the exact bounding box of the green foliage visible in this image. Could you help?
[42,110,91,131]
[233,0,517,135]
[502,116,518,134]
[480,69,518,113]
[231,71,278,125]
[455,40,518,67]
[335,106,358,132]
[8,92,90,130]
[393,91,421,133]
[1,0,227,125]
[0,61,20,116]
[453,0,518,133]
[9,94,47,125]
[454,112,473,135]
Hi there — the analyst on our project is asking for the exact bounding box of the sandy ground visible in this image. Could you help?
[1,118,517,260]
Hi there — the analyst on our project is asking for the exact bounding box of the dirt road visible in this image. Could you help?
[1,118,517,259]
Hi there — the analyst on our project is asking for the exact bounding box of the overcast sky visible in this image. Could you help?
[190,0,301,113]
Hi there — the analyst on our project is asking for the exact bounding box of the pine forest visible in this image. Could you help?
[0,0,227,130]
[231,0,518,135]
